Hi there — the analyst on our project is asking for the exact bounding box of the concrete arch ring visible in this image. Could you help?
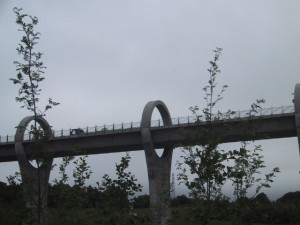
[15,116,53,171]
[141,100,173,159]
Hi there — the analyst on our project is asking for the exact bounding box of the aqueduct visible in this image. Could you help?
[0,83,299,225]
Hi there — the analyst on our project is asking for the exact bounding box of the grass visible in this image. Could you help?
[47,206,288,225]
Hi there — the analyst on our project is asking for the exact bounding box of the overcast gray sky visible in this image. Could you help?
[0,0,300,200]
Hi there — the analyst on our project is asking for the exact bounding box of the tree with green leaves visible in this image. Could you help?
[72,155,93,210]
[53,156,74,186]
[10,7,59,225]
[99,153,143,225]
[177,47,233,225]
[227,103,280,224]
[0,173,25,225]
[228,143,280,201]
[227,143,280,225]
[48,155,93,225]
[11,7,59,127]
[177,48,280,225]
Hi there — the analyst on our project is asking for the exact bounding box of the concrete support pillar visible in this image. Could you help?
[295,84,300,152]
[141,101,173,225]
[15,116,53,225]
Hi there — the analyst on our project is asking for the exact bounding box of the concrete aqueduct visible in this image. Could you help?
[0,83,299,225]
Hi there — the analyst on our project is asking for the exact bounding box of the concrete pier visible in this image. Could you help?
[295,84,300,152]
[141,101,173,225]
[15,116,53,225]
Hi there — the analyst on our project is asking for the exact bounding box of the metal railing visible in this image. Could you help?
[0,105,294,144]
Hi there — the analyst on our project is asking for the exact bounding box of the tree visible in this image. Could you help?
[228,141,280,201]
[73,155,92,189]
[0,174,25,225]
[10,7,59,225]
[277,191,300,204]
[11,7,59,129]
[50,156,76,210]
[177,47,233,225]
[132,194,150,208]
[48,155,93,225]
[53,156,74,185]
[273,191,300,224]
[72,155,93,209]
[227,101,280,225]
[176,48,281,225]
[99,152,143,225]
[254,192,271,205]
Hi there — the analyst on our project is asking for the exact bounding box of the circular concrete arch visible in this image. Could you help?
[15,116,53,171]
[141,100,173,159]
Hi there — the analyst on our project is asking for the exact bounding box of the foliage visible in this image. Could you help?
[226,100,280,224]
[0,180,26,225]
[73,155,92,188]
[176,48,281,225]
[10,7,60,225]
[1,175,300,225]
[48,155,93,224]
[11,7,59,159]
[11,7,59,118]
[133,194,150,208]
[53,156,74,185]
[228,142,280,201]
[171,195,193,207]
[6,171,22,186]
[99,152,143,225]
[276,191,300,204]
[48,153,145,225]
[177,47,232,225]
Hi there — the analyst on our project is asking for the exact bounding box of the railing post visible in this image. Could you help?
[178,117,179,125]
[122,123,123,131]
[131,122,133,129]
[104,125,106,134]
[61,129,63,137]
[95,125,97,133]
[158,119,160,127]
[6,135,8,143]
[113,124,114,132]
[188,116,189,124]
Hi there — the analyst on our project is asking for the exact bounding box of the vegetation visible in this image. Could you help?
[177,48,281,225]
[3,7,295,224]
[1,184,300,225]
[10,7,59,225]
[97,152,144,225]
[226,101,280,225]
[11,7,59,118]
[177,47,230,225]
